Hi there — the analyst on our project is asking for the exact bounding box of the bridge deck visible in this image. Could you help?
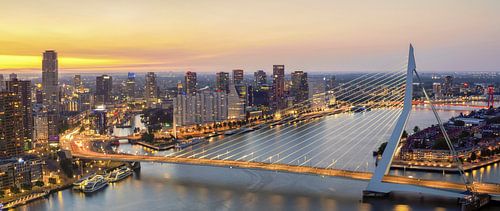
[71,144,500,196]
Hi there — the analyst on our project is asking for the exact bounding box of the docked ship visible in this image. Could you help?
[73,173,96,190]
[175,137,207,149]
[106,166,133,183]
[82,175,108,193]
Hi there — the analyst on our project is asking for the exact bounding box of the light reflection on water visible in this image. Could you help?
[19,107,500,211]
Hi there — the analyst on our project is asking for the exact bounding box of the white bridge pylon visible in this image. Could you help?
[365,44,465,198]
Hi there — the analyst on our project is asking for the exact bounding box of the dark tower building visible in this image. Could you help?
[42,50,60,144]
[184,71,197,95]
[216,72,230,93]
[254,70,267,87]
[291,71,309,103]
[233,69,244,85]
[0,92,24,158]
[5,79,33,150]
[95,75,113,105]
[271,65,286,110]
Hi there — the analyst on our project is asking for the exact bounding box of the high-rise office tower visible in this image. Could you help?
[9,73,17,80]
[0,92,24,158]
[0,74,4,91]
[95,75,113,105]
[233,69,244,85]
[184,71,197,95]
[291,71,309,103]
[228,80,245,120]
[42,50,59,113]
[125,72,136,99]
[5,79,33,150]
[216,72,230,93]
[73,75,83,90]
[145,72,158,107]
[254,70,267,86]
[42,50,60,143]
[443,75,453,96]
[271,65,286,110]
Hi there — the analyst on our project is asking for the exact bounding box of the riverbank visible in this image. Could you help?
[391,156,500,173]
[134,141,174,151]
[0,161,128,209]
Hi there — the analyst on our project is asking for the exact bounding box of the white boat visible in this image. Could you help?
[106,166,133,183]
[73,173,96,190]
[82,175,108,193]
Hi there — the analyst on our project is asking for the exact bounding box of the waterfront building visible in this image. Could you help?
[173,91,228,126]
[253,70,267,87]
[251,84,271,108]
[291,71,309,103]
[271,65,286,110]
[0,92,24,159]
[433,82,443,99]
[95,75,113,105]
[91,106,107,135]
[233,69,244,85]
[443,75,453,96]
[216,72,230,93]
[5,79,33,150]
[184,71,197,95]
[145,72,158,107]
[228,81,245,120]
[0,156,43,190]
[308,76,327,108]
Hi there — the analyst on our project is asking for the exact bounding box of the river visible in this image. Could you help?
[20,104,500,211]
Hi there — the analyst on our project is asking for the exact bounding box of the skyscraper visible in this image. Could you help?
[5,79,33,150]
[228,80,245,120]
[271,65,286,110]
[42,50,59,113]
[0,92,24,158]
[216,72,230,93]
[0,74,4,91]
[184,71,197,95]
[125,72,136,99]
[9,73,17,80]
[42,50,59,143]
[73,75,83,90]
[233,69,244,85]
[95,75,113,105]
[443,75,453,96]
[291,71,309,103]
[145,72,158,107]
[254,70,267,86]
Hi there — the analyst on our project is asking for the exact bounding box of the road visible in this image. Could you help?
[65,136,500,196]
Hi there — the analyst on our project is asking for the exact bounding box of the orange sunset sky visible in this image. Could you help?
[1,0,500,73]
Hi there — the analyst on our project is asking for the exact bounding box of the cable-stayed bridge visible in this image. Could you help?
[64,45,499,207]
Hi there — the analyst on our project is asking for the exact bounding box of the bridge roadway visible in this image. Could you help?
[69,141,500,196]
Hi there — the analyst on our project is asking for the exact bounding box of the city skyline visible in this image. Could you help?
[1,0,500,73]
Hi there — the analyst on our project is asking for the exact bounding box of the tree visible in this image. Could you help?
[377,142,388,155]
[432,138,448,150]
[470,152,477,161]
[454,120,465,127]
[402,130,408,139]
[10,186,20,194]
[413,126,420,133]
[21,183,32,191]
[0,189,4,197]
[142,132,155,143]
[34,180,45,187]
